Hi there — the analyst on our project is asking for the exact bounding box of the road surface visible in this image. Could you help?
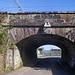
[3,57,72,75]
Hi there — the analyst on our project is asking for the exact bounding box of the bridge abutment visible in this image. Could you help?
[18,46,37,66]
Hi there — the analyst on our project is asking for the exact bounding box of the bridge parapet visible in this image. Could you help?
[7,12,75,26]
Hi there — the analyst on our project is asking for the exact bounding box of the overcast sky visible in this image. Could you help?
[0,0,75,12]
[39,45,60,50]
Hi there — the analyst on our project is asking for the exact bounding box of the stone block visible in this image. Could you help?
[52,14,61,19]
[34,15,40,19]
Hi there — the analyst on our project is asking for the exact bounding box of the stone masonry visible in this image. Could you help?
[0,12,75,69]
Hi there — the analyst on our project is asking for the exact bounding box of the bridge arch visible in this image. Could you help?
[16,34,75,68]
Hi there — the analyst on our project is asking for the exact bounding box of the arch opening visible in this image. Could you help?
[16,34,75,69]
[37,45,61,58]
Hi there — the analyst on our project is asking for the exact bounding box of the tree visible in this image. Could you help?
[38,47,44,54]
[38,47,44,51]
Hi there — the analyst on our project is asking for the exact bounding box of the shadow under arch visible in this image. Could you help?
[16,34,75,69]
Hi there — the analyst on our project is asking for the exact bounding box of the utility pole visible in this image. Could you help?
[14,0,24,12]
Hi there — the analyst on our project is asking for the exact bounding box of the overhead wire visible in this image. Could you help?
[0,5,75,11]
[1,5,75,8]
[5,0,12,7]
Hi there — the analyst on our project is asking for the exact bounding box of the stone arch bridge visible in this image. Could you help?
[1,12,75,69]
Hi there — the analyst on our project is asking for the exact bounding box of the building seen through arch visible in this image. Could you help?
[37,45,61,58]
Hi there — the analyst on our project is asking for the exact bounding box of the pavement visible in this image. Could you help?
[1,57,74,75]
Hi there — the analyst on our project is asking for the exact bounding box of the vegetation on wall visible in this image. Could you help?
[8,40,15,48]
[0,25,7,54]
[0,28,6,44]
[0,25,8,73]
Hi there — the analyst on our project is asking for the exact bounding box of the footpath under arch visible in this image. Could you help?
[16,34,75,69]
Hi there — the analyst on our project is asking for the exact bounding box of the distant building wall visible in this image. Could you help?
[50,49,61,56]
[38,49,61,56]
[43,50,51,56]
